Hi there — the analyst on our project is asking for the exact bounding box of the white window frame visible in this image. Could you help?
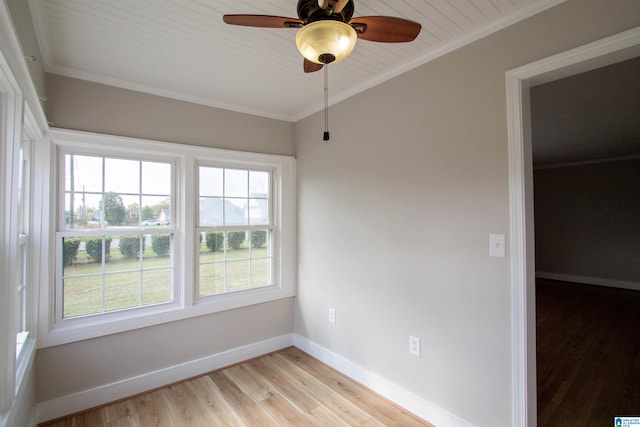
[55,149,181,325]
[0,44,23,414]
[0,40,40,416]
[40,129,296,348]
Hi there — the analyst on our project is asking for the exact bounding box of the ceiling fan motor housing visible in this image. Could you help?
[297,0,355,24]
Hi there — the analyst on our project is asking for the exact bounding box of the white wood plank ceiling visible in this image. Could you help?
[29,0,562,122]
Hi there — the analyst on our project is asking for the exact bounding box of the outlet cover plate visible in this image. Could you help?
[489,234,506,257]
[409,335,421,357]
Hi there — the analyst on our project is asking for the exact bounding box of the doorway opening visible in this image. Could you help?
[506,27,640,427]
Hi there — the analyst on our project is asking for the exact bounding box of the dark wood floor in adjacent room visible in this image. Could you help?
[40,347,433,427]
[536,279,640,426]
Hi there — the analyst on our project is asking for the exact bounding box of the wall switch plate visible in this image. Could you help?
[329,308,336,324]
[489,234,506,257]
[409,335,421,357]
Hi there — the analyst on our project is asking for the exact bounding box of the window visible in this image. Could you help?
[0,45,41,413]
[46,130,296,347]
[58,153,175,320]
[197,166,273,296]
[15,139,30,357]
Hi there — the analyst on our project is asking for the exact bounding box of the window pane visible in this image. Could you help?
[249,229,269,250]
[120,194,141,227]
[66,155,103,193]
[141,196,171,225]
[199,166,223,197]
[199,197,224,226]
[105,158,140,194]
[225,198,247,226]
[249,171,269,197]
[143,233,172,304]
[143,268,172,305]
[141,161,171,195]
[248,198,269,225]
[250,258,270,287]
[62,233,174,318]
[104,271,140,312]
[199,262,225,296]
[16,245,26,332]
[101,192,128,227]
[63,275,103,318]
[226,260,250,291]
[65,156,172,231]
[225,169,248,198]
[200,231,225,255]
[147,233,172,259]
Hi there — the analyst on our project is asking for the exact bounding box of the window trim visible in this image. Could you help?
[0,44,23,413]
[39,129,296,348]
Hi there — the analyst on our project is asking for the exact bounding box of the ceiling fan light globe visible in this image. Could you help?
[296,20,357,64]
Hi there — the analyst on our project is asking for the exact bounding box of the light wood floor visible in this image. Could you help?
[536,279,640,426]
[40,346,433,427]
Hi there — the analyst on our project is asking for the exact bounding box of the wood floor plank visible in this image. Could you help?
[265,352,375,425]
[223,362,276,402]
[209,370,281,427]
[129,392,166,427]
[40,348,432,427]
[104,401,137,426]
[536,279,640,426]
[188,374,246,426]
[249,356,322,414]
[280,347,433,427]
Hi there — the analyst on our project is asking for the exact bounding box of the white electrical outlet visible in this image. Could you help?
[329,308,336,324]
[409,335,421,357]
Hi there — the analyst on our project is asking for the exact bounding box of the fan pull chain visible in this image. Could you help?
[323,64,330,141]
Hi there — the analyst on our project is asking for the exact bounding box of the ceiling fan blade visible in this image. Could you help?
[223,14,303,28]
[349,16,421,43]
[304,59,324,73]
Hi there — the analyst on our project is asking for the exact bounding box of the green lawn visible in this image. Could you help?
[63,244,271,318]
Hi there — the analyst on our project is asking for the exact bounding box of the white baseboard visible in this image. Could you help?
[293,334,474,427]
[536,271,640,291]
[37,333,474,427]
[36,333,294,424]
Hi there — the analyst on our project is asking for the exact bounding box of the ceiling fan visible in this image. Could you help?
[223,0,422,73]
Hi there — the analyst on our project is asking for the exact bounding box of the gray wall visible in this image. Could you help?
[534,159,640,284]
[13,0,640,425]
[35,75,295,403]
[36,299,293,402]
[293,0,640,426]
[45,73,294,156]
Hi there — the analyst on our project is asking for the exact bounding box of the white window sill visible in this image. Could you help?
[39,286,295,348]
